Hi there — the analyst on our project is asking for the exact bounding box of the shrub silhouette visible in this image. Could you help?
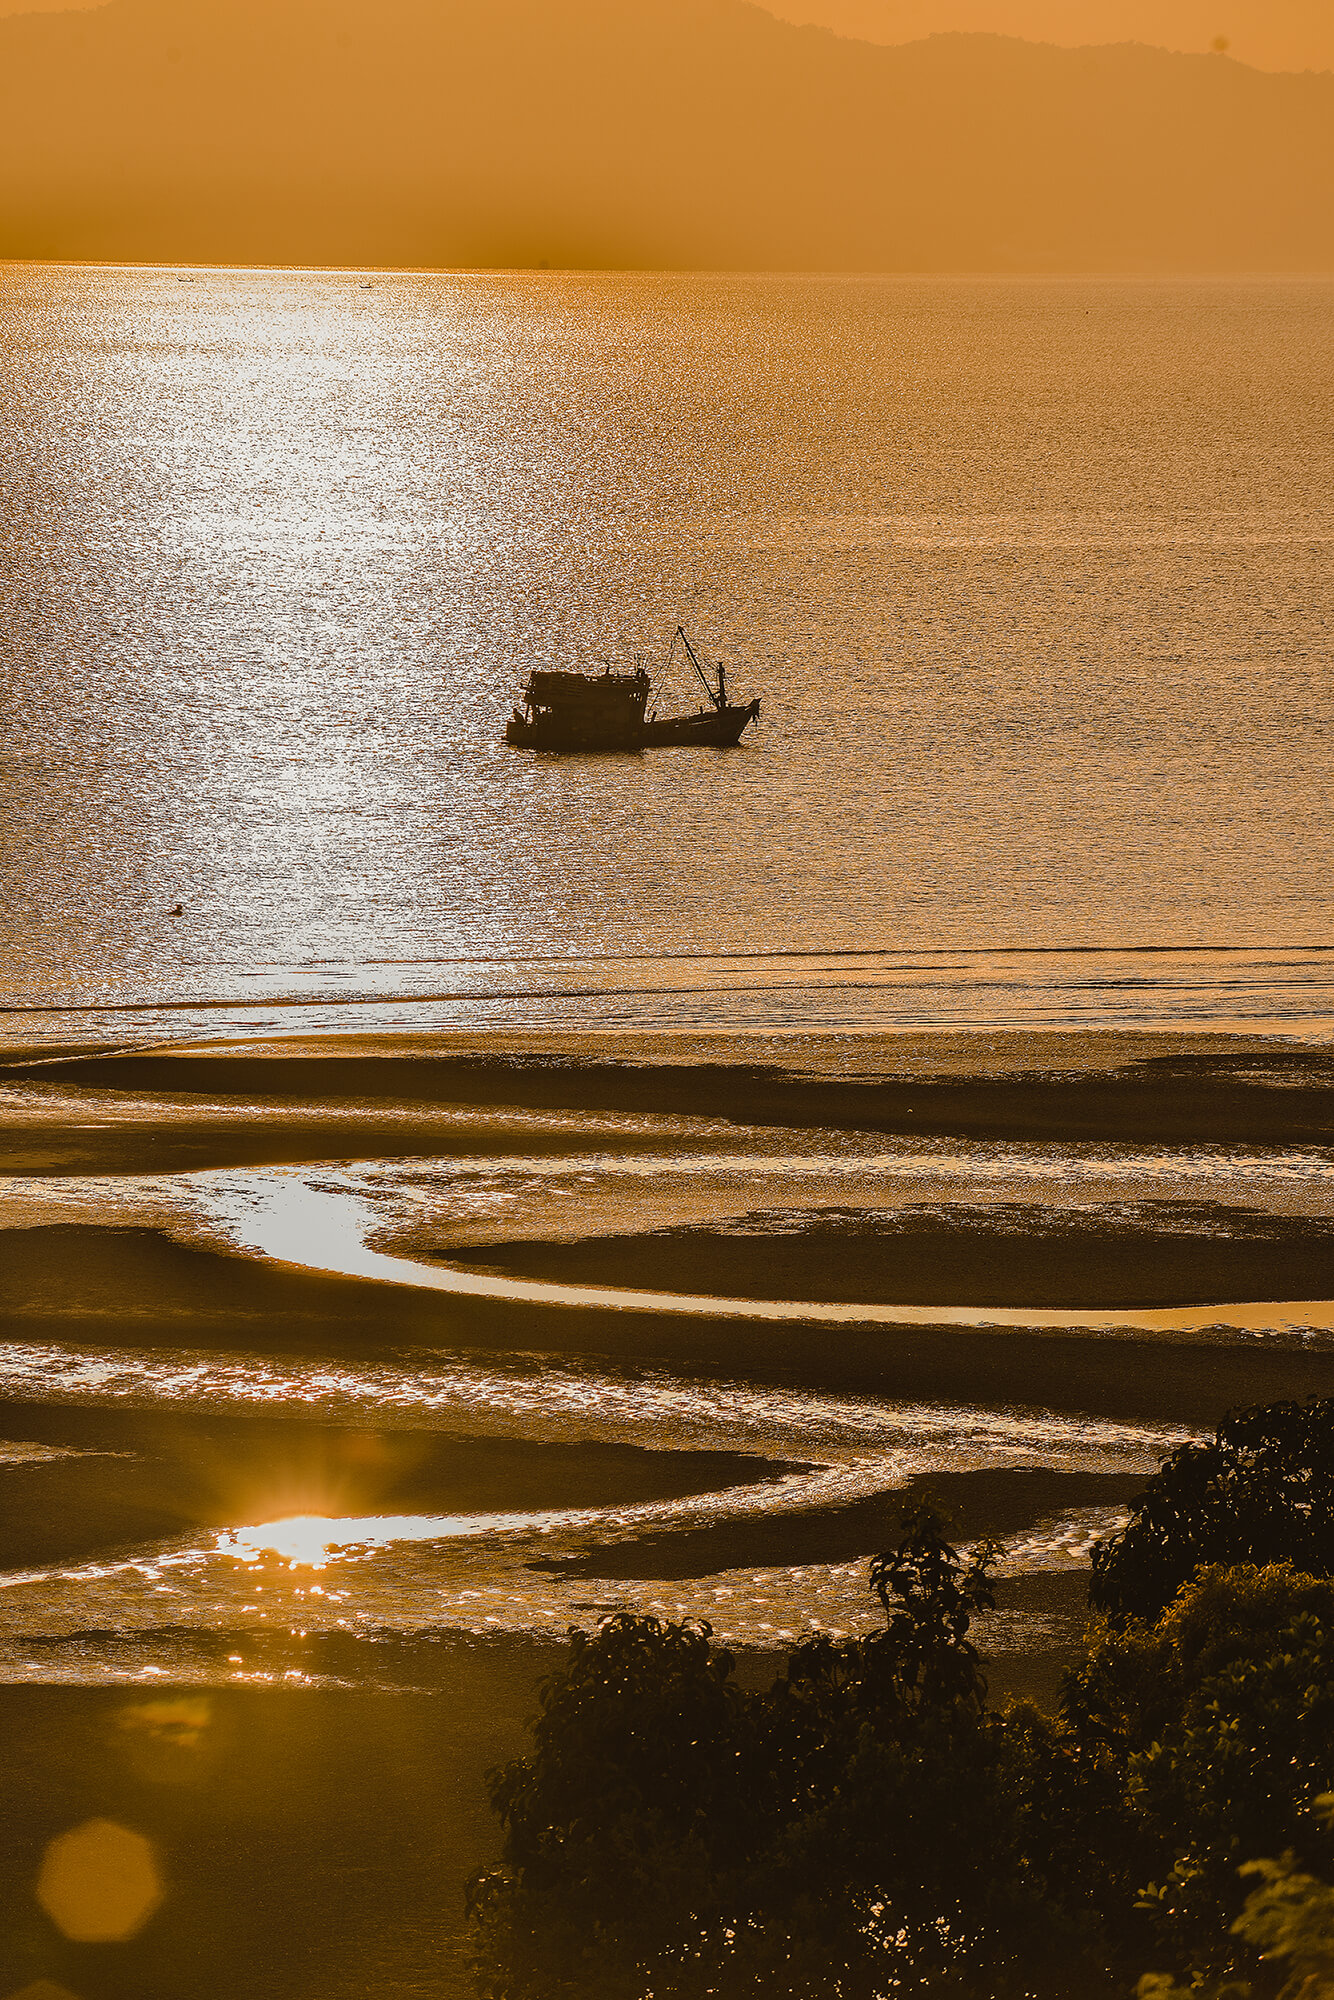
[1090,1398,1334,1624]
[1139,1796,1334,1999]
[1068,1566,1334,1985]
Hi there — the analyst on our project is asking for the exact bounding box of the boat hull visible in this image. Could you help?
[505,699,759,751]
[504,714,644,752]
[641,701,759,747]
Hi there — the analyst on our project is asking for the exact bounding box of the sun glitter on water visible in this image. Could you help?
[219,1510,563,1567]
[225,1517,346,1567]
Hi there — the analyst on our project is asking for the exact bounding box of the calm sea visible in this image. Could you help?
[1,265,1331,1040]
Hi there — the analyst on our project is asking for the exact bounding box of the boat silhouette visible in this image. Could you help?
[504,627,760,752]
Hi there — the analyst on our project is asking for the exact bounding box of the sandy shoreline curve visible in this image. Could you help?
[5,1025,1334,1345]
[216,1175,1334,1340]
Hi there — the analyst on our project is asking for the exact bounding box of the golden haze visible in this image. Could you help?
[1,0,1333,269]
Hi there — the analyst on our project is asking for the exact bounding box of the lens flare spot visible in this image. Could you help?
[36,1820,163,1943]
[117,1696,212,1751]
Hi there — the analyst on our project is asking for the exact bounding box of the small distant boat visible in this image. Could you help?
[504,627,761,753]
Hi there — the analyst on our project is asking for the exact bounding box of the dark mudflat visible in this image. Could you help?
[0,1390,803,1571]
[0,1655,544,2000]
[3,1030,1333,1147]
[529,1466,1148,1581]
[442,1201,1334,1310]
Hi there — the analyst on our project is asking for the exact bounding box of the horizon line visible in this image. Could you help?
[7,260,1334,283]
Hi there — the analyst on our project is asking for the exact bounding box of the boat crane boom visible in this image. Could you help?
[675,626,724,710]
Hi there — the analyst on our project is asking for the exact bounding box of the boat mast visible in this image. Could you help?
[677,626,725,710]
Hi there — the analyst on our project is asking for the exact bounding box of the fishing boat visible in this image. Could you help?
[504,628,761,752]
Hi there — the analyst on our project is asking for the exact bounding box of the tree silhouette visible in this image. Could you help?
[1090,1398,1334,1623]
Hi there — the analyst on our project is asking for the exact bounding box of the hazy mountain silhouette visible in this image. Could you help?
[764,3,1334,77]
[1,0,1331,269]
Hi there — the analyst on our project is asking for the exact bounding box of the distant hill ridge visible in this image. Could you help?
[1,0,1331,269]
[763,2,1334,77]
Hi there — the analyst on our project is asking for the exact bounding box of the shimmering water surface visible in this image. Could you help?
[2,266,1333,1030]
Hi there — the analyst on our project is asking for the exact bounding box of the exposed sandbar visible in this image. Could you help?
[2,1026,1332,1151]
[415,1202,1334,1311]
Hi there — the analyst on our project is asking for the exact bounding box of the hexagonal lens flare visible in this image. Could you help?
[36,1820,163,1944]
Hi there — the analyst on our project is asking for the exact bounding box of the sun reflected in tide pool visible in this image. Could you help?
[220,1508,571,1567]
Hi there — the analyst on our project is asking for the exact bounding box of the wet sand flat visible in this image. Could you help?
[420,1203,1334,1310]
[1,1021,1332,1991]
[3,1219,1334,1428]
[3,1028,1334,1151]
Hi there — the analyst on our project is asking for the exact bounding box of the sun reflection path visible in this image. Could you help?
[219,1507,594,1568]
